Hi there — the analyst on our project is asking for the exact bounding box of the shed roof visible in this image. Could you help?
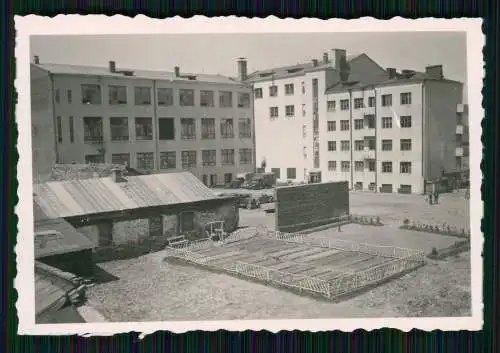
[34,172,220,219]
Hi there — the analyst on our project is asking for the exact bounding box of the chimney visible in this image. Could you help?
[312,59,318,67]
[322,52,329,64]
[109,61,116,73]
[331,48,347,71]
[237,58,248,81]
[425,65,444,80]
[387,68,397,79]
[111,168,126,183]
[33,55,40,64]
[174,66,180,77]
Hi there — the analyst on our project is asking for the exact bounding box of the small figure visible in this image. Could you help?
[434,191,440,204]
[428,192,433,205]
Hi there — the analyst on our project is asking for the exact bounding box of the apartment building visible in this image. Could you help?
[30,57,255,185]
[245,49,389,183]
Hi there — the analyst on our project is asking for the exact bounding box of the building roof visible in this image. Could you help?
[245,54,362,82]
[33,62,246,86]
[34,203,95,258]
[33,172,220,219]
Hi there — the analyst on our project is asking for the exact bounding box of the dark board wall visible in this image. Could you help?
[275,181,349,232]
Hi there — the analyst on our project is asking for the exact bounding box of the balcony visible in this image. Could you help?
[362,147,375,160]
[455,147,464,157]
[456,124,464,134]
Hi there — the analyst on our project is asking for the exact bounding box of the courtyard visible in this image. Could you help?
[85,190,472,321]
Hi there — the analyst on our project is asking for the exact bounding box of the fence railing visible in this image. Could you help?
[224,227,259,243]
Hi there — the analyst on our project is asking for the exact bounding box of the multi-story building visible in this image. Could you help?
[246,49,466,194]
[30,56,255,185]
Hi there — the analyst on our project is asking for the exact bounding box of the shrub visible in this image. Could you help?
[403,219,410,226]
[431,247,438,256]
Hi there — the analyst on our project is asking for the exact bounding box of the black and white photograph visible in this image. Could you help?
[15,16,483,334]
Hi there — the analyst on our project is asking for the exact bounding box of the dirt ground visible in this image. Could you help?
[85,190,472,322]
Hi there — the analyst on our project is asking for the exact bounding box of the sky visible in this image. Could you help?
[30,32,467,99]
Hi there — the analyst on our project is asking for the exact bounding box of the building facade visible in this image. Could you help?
[247,50,466,194]
[31,58,255,185]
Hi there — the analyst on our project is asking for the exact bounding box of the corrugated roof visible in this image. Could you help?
[33,172,220,219]
[33,63,244,86]
[35,262,76,317]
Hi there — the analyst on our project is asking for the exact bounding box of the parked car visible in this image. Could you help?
[238,194,261,209]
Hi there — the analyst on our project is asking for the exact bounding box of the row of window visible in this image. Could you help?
[255,82,306,99]
[269,105,297,118]
[268,167,297,180]
[326,115,412,131]
[55,116,252,143]
[327,92,412,111]
[85,148,253,170]
[327,160,413,173]
[55,85,252,108]
[327,139,413,152]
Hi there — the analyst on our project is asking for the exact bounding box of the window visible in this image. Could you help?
[401,116,412,128]
[381,94,392,107]
[365,138,376,150]
[354,119,364,130]
[354,140,364,151]
[355,161,364,172]
[200,90,214,107]
[55,89,60,103]
[109,85,127,105]
[224,173,233,183]
[219,91,233,108]
[382,117,392,128]
[400,92,412,105]
[381,139,393,151]
[81,84,101,104]
[327,121,336,131]
[202,149,216,166]
[368,96,375,107]
[220,118,234,138]
[328,161,337,171]
[341,161,350,172]
[327,100,336,112]
[354,98,364,109]
[136,152,154,170]
[302,104,306,116]
[181,118,196,140]
[285,83,294,95]
[112,153,130,166]
[400,161,412,174]
[237,92,251,108]
[271,168,280,179]
[270,106,279,118]
[221,149,235,165]
[159,118,175,140]
[239,148,253,165]
[160,151,176,169]
[67,90,72,103]
[180,212,195,232]
[110,117,129,141]
[68,116,74,143]
[365,115,375,129]
[180,89,195,106]
[287,168,296,179]
[340,99,349,110]
[201,118,216,139]
[303,146,307,158]
[328,141,336,151]
[83,117,103,142]
[341,140,350,151]
[301,81,306,94]
[238,118,252,138]
[54,116,62,143]
[135,117,153,140]
[400,139,412,151]
[157,88,173,106]
[134,86,151,105]
[269,85,278,97]
[254,88,263,99]
[368,160,375,172]
[181,151,197,169]
[285,105,295,117]
[302,125,307,138]
[382,161,393,173]
[85,154,104,164]
[340,120,350,131]
[399,185,412,194]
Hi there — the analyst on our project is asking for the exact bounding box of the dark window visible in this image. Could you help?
[158,88,174,106]
[354,119,364,130]
[136,152,154,170]
[354,98,364,109]
[180,118,196,140]
[238,118,252,138]
[381,94,392,107]
[83,117,103,142]
[327,101,336,111]
[134,87,151,105]
[340,120,350,131]
[364,115,375,129]
[285,84,294,95]
[181,151,197,168]
[354,140,364,151]
[400,139,412,151]
[341,140,350,151]
[201,118,216,139]
[270,107,279,118]
[269,85,278,97]
[85,154,104,164]
[382,117,392,128]
[254,88,263,99]
[200,90,214,107]
[286,168,296,179]
[180,89,195,106]
[400,92,412,105]
[328,161,336,171]
[55,89,60,103]
[401,116,412,128]
[219,91,233,107]
[368,96,375,107]
[355,161,364,171]
[382,161,393,173]
[67,89,72,103]
[327,121,336,131]
[340,99,349,110]
[109,85,127,105]
[368,161,375,172]
[135,117,153,140]
[111,153,130,166]
[271,168,280,179]
[341,161,350,172]
[180,212,195,232]
[160,151,176,169]
[220,118,234,138]
[68,116,74,143]
[224,173,233,183]
[237,92,251,108]
[285,105,295,117]
[400,162,412,174]
[382,139,392,151]
[159,118,175,140]
[221,149,235,165]
[202,149,216,167]
[81,84,101,104]
[110,117,129,141]
[56,116,62,143]
[328,141,336,151]
[239,148,253,165]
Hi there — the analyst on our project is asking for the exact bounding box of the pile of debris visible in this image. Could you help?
[46,163,143,181]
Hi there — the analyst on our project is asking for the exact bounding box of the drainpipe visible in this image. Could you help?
[348,89,353,189]
[374,86,378,192]
[49,73,59,163]
[251,84,257,174]
[421,80,426,193]
[153,80,160,172]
